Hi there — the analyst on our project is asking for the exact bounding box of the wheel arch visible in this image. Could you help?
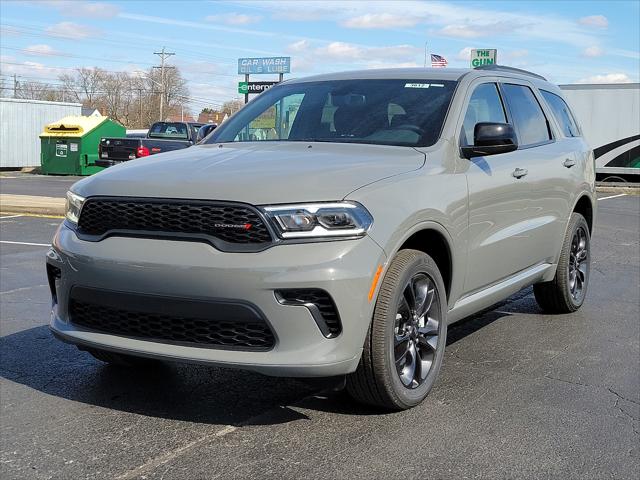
[572,194,595,234]
[388,223,454,300]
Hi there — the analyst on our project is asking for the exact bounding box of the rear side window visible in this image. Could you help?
[502,84,551,147]
[540,90,580,137]
[461,83,507,146]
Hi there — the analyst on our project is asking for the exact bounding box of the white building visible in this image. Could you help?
[0,98,82,169]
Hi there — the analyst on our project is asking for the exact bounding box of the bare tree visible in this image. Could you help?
[222,98,244,116]
[46,64,191,127]
[16,81,63,101]
[59,68,105,106]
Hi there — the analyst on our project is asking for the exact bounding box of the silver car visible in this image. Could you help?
[48,66,595,410]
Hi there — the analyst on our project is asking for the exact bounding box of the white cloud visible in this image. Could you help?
[205,13,261,25]
[341,13,422,29]
[0,57,68,79]
[287,40,311,53]
[39,1,119,18]
[577,73,632,84]
[234,0,602,47]
[46,22,96,39]
[314,42,420,63]
[436,21,518,39]
[23,44,59,56]
[507,49,529,59]
[578,15,608,29]
[456,47,473,61]
[437,25,485,39]
[583,46,604,57]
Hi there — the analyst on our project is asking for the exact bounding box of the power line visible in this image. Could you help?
[153,47,175,122]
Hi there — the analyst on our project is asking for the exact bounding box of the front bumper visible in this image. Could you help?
[47,223,386,377]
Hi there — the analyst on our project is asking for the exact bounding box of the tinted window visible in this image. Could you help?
[502,84,551,146]
[461,83,506,146]
[148,122,189,140]
[208,79,457,147]
[541,90,580,137]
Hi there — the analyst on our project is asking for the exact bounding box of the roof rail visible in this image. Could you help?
[474,64,547,81]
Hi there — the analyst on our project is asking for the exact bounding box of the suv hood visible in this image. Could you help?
[73,142,425,204]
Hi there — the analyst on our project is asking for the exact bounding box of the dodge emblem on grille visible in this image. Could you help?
[214,223,252,230]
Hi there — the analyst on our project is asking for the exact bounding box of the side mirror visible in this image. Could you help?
[461,122,518,159]
[196,124,217,143]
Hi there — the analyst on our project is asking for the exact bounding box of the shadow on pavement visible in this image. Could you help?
[0,301,522,424]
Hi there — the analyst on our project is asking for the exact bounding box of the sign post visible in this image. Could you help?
[470,49,497,68]
[244,74,249,104]
[238,57,291,104]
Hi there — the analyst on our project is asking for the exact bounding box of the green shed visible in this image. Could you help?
[40,115,125,175]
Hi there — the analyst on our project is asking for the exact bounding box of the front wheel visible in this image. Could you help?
[347,249,447,410]
[534,212,591,313]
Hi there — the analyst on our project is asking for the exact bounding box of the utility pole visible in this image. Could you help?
[137,88,143,128]
[13,74,18,98]
[153,47,175,121]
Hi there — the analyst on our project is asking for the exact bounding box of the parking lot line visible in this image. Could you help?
[0,214,24,219]
[0,240,50,247]
[115,425,238,480]
[598,193,628,201]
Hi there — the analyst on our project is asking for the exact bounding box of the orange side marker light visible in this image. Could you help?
[368,265,384,302]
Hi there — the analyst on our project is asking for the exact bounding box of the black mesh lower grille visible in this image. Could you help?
[276,289,342,338]
[77,198,272,246]
[69,295,275,350]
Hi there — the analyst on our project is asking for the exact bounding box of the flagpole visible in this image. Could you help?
[424,42,428,68]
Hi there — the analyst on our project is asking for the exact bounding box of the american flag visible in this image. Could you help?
[431,54,448,68]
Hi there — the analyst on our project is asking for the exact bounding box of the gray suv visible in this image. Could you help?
[47,66,595,410]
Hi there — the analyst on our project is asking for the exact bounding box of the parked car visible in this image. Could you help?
[48,66,595,410]
[96,121,203,167]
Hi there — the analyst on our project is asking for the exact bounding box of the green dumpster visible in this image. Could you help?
[40,116,125,175]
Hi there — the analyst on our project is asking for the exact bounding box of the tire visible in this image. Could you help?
[534,212,591,313]
[346,249,448,410]
[85,347,160,368]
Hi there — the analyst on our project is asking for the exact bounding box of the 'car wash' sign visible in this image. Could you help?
[238,57,291,74]
[471,49,497,67]
[238,81,278,94]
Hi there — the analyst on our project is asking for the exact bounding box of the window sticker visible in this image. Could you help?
[405,83,430,89]
[70,143,78,152]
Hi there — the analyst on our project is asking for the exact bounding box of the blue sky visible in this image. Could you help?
[1,0,638,113]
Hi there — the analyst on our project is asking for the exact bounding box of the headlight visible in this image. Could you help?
[263,202,373,239]
[65,191,85,224]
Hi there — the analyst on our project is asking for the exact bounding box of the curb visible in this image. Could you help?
[595,185,640,194]
[0,194,65,216]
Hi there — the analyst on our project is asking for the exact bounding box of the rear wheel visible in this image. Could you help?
[85,347,160,368]
[347,249,447,410]
[534,212,591,313]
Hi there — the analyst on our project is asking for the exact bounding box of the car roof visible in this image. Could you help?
[284,66,554,88]
[286,68,470,83]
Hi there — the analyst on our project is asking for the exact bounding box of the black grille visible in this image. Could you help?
[276,289,342,338]
[69,288,275,350]
[77,198,272,246]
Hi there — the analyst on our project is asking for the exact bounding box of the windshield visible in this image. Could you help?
[207,79,457,147]
[148,122,189,140]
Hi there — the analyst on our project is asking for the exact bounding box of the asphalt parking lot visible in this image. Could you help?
[0,173,82,198]
[1,193,638,480]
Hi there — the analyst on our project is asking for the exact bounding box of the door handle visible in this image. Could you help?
[563,158,576,168]
[512,168,528,179]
